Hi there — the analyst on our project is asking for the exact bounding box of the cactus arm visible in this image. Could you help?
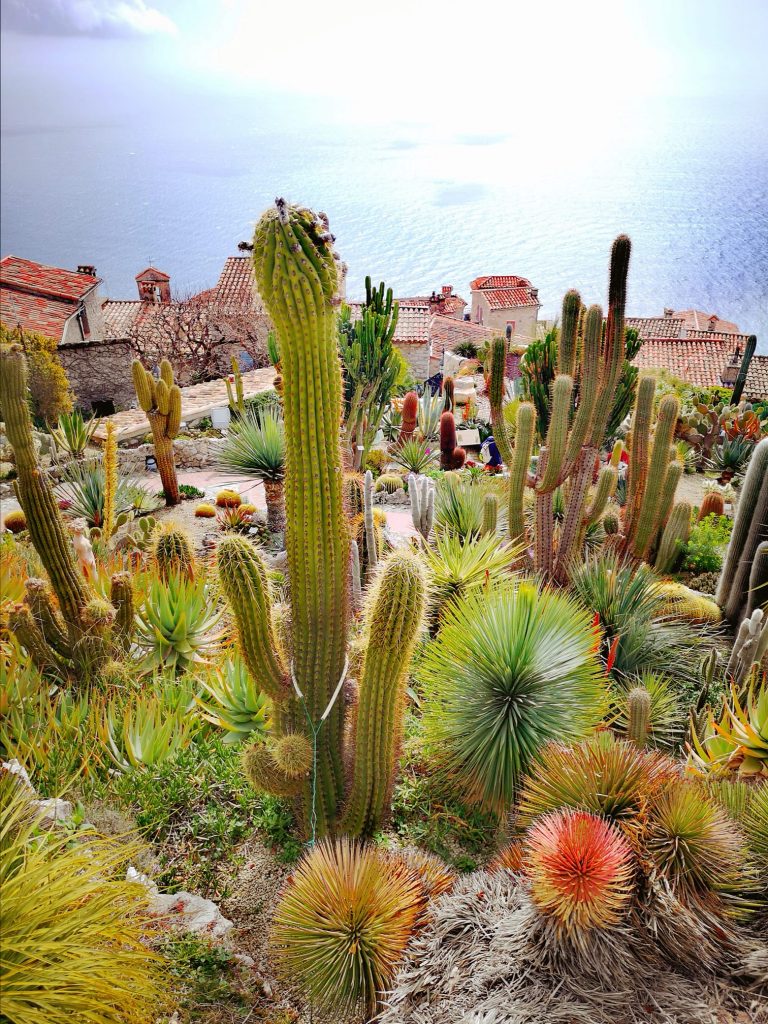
[589,235,631,446]
[553,446,598,579]
[24,578,71,658]
[557,289,581,377]
[730,334,757,406]
[8,604,69,675]
[746,541,768,617]
[110,572,135,651]
[536,375,573,493]
[584,465,618,527]
[102,420,117,541]
[217,535,289,703]
[340,550,426,836]
[0,348,93,628]
[253,201,349,830]
[132,361,153,411]
[350,539,362,611]
[716,438,768,621]
[653,460,683,543]
[630,394,680,559]
[534,450,555,576]
[481,492,499,537]
[508,402,535,546]
[623,374,656,540]
[559,305,603,481]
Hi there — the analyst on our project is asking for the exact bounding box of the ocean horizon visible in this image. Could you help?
[2,92,767,352]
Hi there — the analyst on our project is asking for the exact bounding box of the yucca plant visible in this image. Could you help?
[688,682,768,779]
[134,572,225,674]
[644,780,744,898]
[271,838,426,1016]
[0,780,168,1024]
[607,671,684,749]
[525,808,634,935]
[196,654,270,745]
[50,408,99,459]
[517,733,676,837]
[218,408,286,532]
[103,687,198,771]
[56,458,155,529]
[433,476,485,541]
[391,437,437,475]
[421,583,607,814]
[417,391,444,440]
[425,533,517,620]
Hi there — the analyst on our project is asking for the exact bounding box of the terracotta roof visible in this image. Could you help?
[482,286,540,310]
[626,316,685,339]
[686,329,752,346]
[633,338,730,388]
[428,316,497,356]
[744,355,768,400]
[135,266,170,281]
[347,300,431,345]
[103,300,142,340]
[0,287,76,339]
[470,275,532,291]
[0,255,98,302]
[211,256,259,307]
[674,309,740,334]
[399,293,467,317]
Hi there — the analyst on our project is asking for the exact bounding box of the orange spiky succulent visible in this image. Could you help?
[398,847,457,900]
[488,840,526,874]
[526,809,634,934]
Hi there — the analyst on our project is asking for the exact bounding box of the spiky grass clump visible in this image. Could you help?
[607,671,684,749]
[0,783,168,1024]
[215,489,242,508]
[645,781,744,898]
[3,509,26,534]
[271,839,426,1015]
[517,733,676,837]
[526,810,634,935]
[194,503,217,518]
[398,848,457,900]
[425,533,517,620]
[421,584,607,814]
[488,840,526,874]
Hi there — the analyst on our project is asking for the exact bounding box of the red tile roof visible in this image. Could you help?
[626,316,685,339]
[482,286,540,310]
[686,329,752,346]
[428,316,497,358]
[211,256,259,306]
[674,309,740,334]
[399,293,467,318]
[744,355,768,400]
[633,338,730,388]
[346,300,432,345]
[0,288,76,339]
[1,255,99,302]
[102,300,142,339]
[135,266,170,281]
[470,275,532,291]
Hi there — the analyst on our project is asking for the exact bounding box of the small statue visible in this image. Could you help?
[70,519,97,579]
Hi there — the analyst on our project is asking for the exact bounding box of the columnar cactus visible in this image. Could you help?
[364,469,379,578]
[654,501,691,574]
[716,437,768,622]
[154,523,196,581]
[481,492,498,537]
[439,411,465,470]
[746,541,768,617]
[626,686,652,747]
[132,358,182,506]
[730,334,757,406]
[219,201,427,837]
[399,391,418,444]
[442,376,454,412]
[408,473,435,540]
[225,354,245,416]
[102,419,118,541]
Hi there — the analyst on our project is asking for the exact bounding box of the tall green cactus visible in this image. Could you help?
[716,437,768,622]
[226,355,245,416]
[481,492,498,538]
[730,334,757,406]
[132,358,182,506]
[628,393,681,560]
[154,523,195,581]
[219,201,427,837]
[746,541,768,617]
[654,501,691,574]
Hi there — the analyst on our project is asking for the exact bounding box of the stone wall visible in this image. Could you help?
[395,342,430,380]
[57,339,135,413]
[118,437,226,474]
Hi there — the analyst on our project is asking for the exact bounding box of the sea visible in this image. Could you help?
[2,92,767,350]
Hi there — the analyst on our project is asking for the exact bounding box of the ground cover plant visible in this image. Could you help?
[0,203,766,1023]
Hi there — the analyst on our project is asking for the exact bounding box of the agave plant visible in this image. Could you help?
[50,408,99,459]
[607,671,684,749]
[56,458,155,530]
[525,809,634,935]
[103,687,198,771]
[195,654,270,745]
[417,391,443,441]
[271,838,426,1015]
[134,572,225,674]
[0,779,168,1024]
[421,583,607,814]
[706,435,755,480]
[390,437,437,475]
[688,682,768,779]
[218,408,285,532]
[425,533,517,620]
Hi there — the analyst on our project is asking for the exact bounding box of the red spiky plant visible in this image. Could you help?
[526,809,634,934]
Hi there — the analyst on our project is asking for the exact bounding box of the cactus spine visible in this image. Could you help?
[132,358,181,506]
[654,501,691,574]
[481,492,499,538]
[408,473,435,540]
[341,550,426,835]
[716,437,768,622]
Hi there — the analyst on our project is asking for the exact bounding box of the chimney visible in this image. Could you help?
[663,308,674,317]
[441,285,452,296]
[530,287,539,301]
[136,267,171,304]
[77,264,96,277]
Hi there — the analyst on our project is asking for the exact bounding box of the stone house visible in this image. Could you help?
[469,275,540,342]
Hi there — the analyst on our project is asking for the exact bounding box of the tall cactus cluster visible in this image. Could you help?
[0,347,132,676]
[716,437,768,622]
[490,238,630,579]
[132,358,182,506]
[408,473,435,540]
[218,201,427,837]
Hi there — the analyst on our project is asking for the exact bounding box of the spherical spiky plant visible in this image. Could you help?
[398,847,457,900]
[644,780,744,898]
[271,732,313,779]
[517,733,677,838]
[526,809,634,935]
[421,583,607,814]
[271,839,426,1016]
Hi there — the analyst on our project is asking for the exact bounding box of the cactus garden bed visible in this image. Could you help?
[1,204,766,1024]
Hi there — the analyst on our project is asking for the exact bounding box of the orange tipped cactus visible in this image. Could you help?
[526,809,634,934]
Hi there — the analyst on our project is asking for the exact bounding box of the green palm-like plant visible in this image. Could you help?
[516,732,677,836]
[50,408,99,459]
[195,654,270,745]
[607,671,684,749]
[218,409,286,533]
[0,779,168,1024]
[390,437,436,475]
[271,838,426,1016]
[134,573,225,674]
[421,583,607,814]
[425,533,518,620]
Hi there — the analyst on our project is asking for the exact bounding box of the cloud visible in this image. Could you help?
[3,0,177,37]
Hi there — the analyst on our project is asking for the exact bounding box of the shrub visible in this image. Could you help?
[682,514,732,574]
[179,483,205,500]
[526,809,634,935]
[271,838,426,1015]
[421,584,607,814]
[194,503,217,518]
[0,779,168,1024]
[3,509,26,534]
[1,322,73,424]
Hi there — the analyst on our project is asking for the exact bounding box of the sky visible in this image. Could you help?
[3,0,768,135]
